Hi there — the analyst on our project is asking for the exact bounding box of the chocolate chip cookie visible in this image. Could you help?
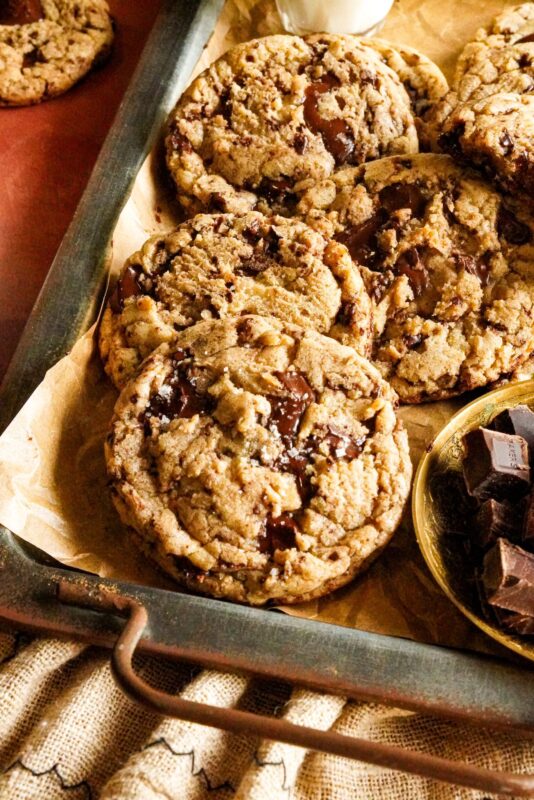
[298,153,534,403]
[437,92,534,196]
[106,315,412,605]
[429,4,534,194]
[165,34,419,217]
[454,2,534,90]
[361,37,448,118]
[0,0,113,106]
[99,212,372,389]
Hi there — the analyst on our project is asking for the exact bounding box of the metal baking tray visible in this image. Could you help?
[2,1,534,794]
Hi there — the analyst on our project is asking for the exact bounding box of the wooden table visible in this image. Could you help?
[0,0,162,383]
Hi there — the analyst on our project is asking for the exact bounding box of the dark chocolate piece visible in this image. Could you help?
[109,265,145,313]
[493,607,534,636]
[378,183,426,217]
[275,424,364,501]
[320,425,365,459]
[462,428,530,501]
[276,447,312,501]
[303,74,356,165]
[475,498,522,549]
[237,254,276,276]
[268,371,315,442]
[522,490,534,551]
[455,253,490,286]
[497,207,531,245]
[260,513,298,553]
[483,538,534,615]
[517,32,534,44]
[334,214,385,266]
[490,405,534,464]
[395,247,429,296]
[143,353,209,429]
[256,177,296,208]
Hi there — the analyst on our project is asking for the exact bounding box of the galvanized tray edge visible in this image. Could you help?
[0,0,225,428]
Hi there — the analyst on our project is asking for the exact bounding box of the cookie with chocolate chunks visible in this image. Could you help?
[99,212,372,389]
[0,0,113,107]
[435,93,534,197]
[165,34,419,217]
[299,153,534,403]
[359,37,448,121]
[453,2,534,91]
[427,4,534,194]
[105,315,412,605]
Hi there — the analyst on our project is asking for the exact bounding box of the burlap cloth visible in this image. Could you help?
[0,623,533,799]
[2,0,534,797]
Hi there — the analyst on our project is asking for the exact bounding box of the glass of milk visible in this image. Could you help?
[275,0,394,35]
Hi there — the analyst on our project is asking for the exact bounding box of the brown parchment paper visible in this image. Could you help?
[0,0,522,657]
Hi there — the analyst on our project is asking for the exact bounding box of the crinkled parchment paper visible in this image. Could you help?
[0,0,521,656]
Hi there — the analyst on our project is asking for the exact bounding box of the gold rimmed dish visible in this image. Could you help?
[413,379,534,663]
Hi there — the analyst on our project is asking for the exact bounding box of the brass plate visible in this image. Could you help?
[413,380,534,663]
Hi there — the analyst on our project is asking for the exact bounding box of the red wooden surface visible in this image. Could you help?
[0,0,163,382]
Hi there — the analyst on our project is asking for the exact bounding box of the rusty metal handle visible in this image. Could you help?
[58,582,534,797]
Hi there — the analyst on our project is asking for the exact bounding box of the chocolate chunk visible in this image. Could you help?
[276,446,312,501]
[0,0,43,24]
[242,218,262,244]
[438,124,466,159]
[22,47,45,69]
[462,428,530,502]
[152,242,173,275]
[475,498,521,549]
[334,301,356,327]
[275,424,362,501]
[263,227,281,256]
[396,247,429,297]
[360,69,378,88]
[268,371,315,441]
[497,207,531,245]
[169,129,193,154]
[109,265,144,313]
[216,88,233,122]
[490,405,534,462]
[404,333,423,349]
[378,184,426,217]
[493,607,534,636]
[209,192,227,212]
[238,226,281,275]
[369,272,392,303]
[517,32,534,43]
[515,153,534,195]
[483,538,534,615]
[144,357,209,429]
[522,491,534,551]
[442,194,459,226]
[172,555,205,580]
[238,254,275,277]
[334,212,386,266]
[257,176,296,208]
[320,425,365,459]
[455,253,490,286]
[293,132,308,154]
[499,130,514,155]
[303,73,356,165]
[259,513,298,553]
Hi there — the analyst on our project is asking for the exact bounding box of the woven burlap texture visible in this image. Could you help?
[0,631,533,799]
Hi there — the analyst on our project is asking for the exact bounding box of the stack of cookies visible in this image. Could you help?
[101,9,534,606]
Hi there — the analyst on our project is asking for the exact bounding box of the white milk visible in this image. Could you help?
[275,0,394,35]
